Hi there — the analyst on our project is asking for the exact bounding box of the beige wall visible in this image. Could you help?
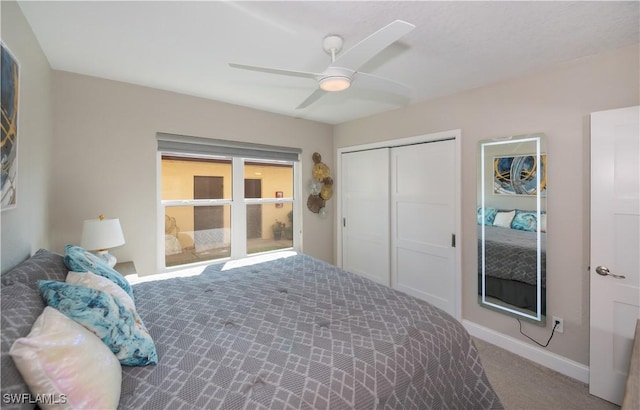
[334,44,640,366]
[0,1,53,273]
[51,71,334,275]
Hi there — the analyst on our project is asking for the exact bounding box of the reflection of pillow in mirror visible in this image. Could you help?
[511,210,537,232]
[477,207,498,225]
[493,210,515,228]
[540,213,547,232]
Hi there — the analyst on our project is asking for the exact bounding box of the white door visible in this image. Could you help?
[341,148,390,285]
[391,141,457,315]
[589,106,640,405]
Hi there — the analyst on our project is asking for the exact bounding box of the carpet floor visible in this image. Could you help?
[474,338,620,410]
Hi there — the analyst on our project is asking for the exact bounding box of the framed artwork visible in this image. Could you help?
[275,191,283,208]
[1,42,19,210]
[493,154,547,196]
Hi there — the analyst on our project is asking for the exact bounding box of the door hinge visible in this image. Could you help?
[451,234,456,247]
[343,218,346,227]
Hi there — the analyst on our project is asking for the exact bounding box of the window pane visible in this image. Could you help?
[244,161,293,199]
[247,202,293,255]
[165,205,230,266]
[162,156,232,200]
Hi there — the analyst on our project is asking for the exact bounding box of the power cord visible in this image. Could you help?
[516,318,560,348]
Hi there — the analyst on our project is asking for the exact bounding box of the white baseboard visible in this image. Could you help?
[463,319,590,384]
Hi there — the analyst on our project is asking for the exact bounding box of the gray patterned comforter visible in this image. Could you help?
[121,253,501,409]
[479,225,546,287]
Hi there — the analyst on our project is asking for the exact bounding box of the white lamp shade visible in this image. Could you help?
[80,218,125,251]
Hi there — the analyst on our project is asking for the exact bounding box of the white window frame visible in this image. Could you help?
[157,152,301,272]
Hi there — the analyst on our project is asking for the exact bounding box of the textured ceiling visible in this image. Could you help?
[18,1,640,124]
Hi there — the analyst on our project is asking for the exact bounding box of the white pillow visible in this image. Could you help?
[66,270,136,312]
[9,307,122,410]
[493,210,516,228]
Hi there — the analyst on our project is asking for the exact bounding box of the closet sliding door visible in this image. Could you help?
[340,136,458,317]
[341,148,390,286]
[391,141,456,314]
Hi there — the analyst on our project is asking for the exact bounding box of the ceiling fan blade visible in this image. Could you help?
[332,20,415,72]
[352,72,411,97]
[296,88,328,109]
[229,63,319,79]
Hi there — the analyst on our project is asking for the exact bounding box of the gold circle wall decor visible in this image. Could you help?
[307,152,333,214]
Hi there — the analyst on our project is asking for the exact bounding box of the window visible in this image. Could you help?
[158,134,300,268]
[244,161,294,255]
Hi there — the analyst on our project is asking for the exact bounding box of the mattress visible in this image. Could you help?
[120,252,502,409]
[479,225,546,287]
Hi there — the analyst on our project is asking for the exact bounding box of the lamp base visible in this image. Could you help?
[94,250,117,268]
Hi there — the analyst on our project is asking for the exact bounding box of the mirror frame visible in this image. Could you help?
[478,134,546,324]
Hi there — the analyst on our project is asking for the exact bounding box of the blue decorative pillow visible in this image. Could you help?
[511,210,538,232]
[38,280,157,366]
[63,245,134,302]
[477,207,498,225]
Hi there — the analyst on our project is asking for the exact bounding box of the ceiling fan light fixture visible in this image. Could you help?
[319,76,351,92]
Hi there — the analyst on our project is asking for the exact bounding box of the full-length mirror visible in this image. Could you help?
[477,134,546,324]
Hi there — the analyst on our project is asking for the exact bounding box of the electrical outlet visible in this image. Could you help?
[552,316,564,333]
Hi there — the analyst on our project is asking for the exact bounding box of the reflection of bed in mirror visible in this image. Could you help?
[478,224,546,315]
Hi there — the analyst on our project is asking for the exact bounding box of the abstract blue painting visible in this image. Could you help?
[1,42,19,210]
[493,154,547,196]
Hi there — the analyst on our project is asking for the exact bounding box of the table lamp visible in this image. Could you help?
[80,214,125,268]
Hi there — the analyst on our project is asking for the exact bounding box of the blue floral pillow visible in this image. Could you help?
[511,210,538,232]
[63,245,134,302]
[477,207,499,225]
[38,280,157,366]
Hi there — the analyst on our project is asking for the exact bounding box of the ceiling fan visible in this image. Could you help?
[229,20,415,109]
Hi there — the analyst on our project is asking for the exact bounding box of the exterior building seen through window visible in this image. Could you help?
[161,155,295,267]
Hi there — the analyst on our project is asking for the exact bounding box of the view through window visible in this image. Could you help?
[161,155,295,267]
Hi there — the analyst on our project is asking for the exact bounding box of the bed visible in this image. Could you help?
[2,249,502,409]
[478,225,546,315]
